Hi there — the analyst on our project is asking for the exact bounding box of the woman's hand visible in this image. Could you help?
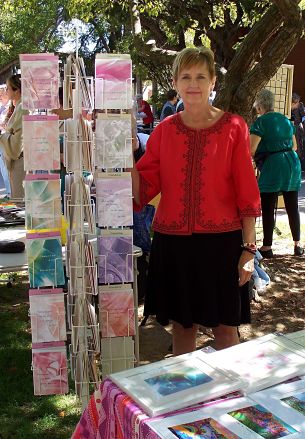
[238,250,254,286]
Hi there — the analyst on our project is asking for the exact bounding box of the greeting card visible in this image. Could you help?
[98,230,133,284]
[99,285,135,337]
[29,288,66,343]
[26,231,65,288]
[101,336,135,375]
[110,350,242,417]
[95,114,133,168]
[95,54,132,109]
[148,395,305,438]
[23,115,60,171]
[20,53,59,110]
[24,174,61,230]
[96,172,133,227]
[32,341,68,395]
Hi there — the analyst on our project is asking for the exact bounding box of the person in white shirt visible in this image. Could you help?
[0,75,28,198]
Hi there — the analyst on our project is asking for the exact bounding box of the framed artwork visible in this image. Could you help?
[207,334,305,394]
[148,395,304,438]
[110,350,242,416]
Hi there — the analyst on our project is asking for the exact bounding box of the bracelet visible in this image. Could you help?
[243,242,257,249]
[241,245,256,255]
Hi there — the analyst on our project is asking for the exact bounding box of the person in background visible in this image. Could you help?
[250,89,303,258]
[290,92,305,170]
[0,86,10,129]
[176,97,184,112]
[0,75,28,198]
[136,94,154,132]
[160,89,178,121]
[0,86,11,195]
[131,47,260,355]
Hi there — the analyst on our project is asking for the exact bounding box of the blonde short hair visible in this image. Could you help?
[172,47,215,81]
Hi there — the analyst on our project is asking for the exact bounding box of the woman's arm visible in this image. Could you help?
[130,155,141,206]
[292,135,297,151]
[250,133,261,157]
[238,216,256,286]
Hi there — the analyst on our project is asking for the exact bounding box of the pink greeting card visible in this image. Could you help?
[32,341,68,395]
[95,54,132,109]
[23,115,60,171]
[99,287,135,337]
[29,288,66,343]
[20,53,59,110]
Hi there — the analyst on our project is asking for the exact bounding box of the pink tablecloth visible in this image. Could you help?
[72,378,241,439]
[71,378,152,439]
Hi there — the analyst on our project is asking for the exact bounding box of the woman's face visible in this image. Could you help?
[6,81,20,101]
[173,62,215,107]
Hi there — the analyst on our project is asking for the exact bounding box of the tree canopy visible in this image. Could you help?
[1,0,305,119]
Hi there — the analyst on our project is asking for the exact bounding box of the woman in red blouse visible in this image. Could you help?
[132,47,261,355]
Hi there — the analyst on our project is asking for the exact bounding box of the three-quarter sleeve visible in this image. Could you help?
[232,118,261,218]
[134,126,161,211]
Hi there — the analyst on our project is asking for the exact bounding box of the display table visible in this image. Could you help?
[71,378,240,439]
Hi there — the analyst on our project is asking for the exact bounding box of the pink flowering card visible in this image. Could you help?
[32,341,68,395]
[20,53,59,110]
[23,115,60,171]
[95,172,133,227]
[29,288,66,343]
[99,285,135,337]
[95,54,132,109]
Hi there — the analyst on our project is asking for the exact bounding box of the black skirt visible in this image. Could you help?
[144,230,251,328]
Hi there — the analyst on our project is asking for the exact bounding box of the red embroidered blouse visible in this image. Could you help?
[135,112,261,235]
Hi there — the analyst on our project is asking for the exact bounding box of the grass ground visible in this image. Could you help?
[0,274,80,439]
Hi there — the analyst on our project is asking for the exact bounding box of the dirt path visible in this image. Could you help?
[138,237,305,364]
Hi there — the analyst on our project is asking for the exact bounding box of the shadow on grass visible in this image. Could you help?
[0,277,81,439]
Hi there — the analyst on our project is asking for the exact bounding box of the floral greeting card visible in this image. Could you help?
[29,288,66,343]
[95,114,132,169]
[24,174,61,230]
[20,53,59,110]
[98,230,133,284]
[96,172,133,227]
[99,285,135,337]
[23,115,60,171]
[26,231,65,288]
[95,54,132,109]
[32,341,68,395]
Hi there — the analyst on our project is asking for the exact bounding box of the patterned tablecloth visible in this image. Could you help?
[71,377,241,439]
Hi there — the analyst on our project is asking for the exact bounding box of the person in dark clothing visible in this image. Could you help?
[160,89,178,121]
[291,92,305,170]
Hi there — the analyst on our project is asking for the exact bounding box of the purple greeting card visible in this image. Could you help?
[98,231,133,284]
[95,54,132,109]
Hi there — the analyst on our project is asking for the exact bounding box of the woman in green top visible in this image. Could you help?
[250,89,303,258]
